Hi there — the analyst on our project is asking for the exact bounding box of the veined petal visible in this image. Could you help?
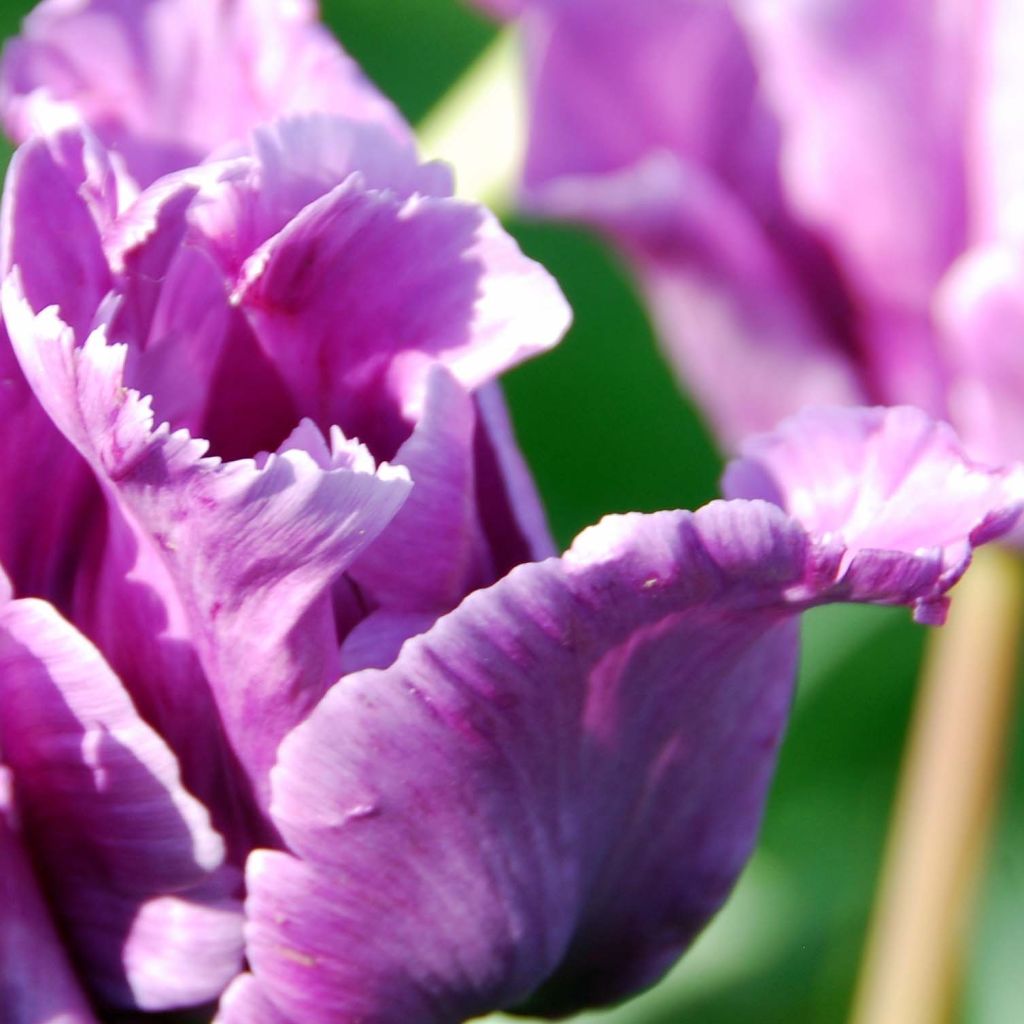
[0,597,243,1010]
[233,408,1019,1023]
[0,769,98,1024]
[242,505,806,1024]
[0,0,410,186]
[2,285,412,801]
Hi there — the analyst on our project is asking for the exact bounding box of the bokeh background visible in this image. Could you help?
[2,2,1021,1021]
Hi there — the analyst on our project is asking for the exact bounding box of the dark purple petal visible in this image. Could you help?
[472,380,557,566]
[241,504,808,1024]
[348,368,487,612]
[0,768,98,1024]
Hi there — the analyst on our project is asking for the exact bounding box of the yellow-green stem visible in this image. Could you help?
[417,28,522,210]
[850,545,1023,1024]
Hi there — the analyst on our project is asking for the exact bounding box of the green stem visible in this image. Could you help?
[850,545,1023,1024]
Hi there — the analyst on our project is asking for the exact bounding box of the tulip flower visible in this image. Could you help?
[473,0,1024,465]
[3,3,1023,1023]
[0,12,570,1014]
[7,226,1022,1018]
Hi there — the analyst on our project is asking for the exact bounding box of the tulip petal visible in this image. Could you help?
[0,0,410,186]
[970,0,1024,243]
[723,405,1024,621]
[473,380,557,566]
[349,367,486,611]
[216,975,292,1024]
[0,128,121,337]
[510,0,863,446]
[936,246,1024,475]
[2,288,412,802]
[0,768,98,1024]
[232,169,571,453]
[0,597,243,1011]
[242,505,807,1024]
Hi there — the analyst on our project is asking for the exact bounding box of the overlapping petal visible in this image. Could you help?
[0,593,243,1011]
[0,0,409,186]
[228,406,1021,1024]
[3,289,413,803]
[0,102,570,807]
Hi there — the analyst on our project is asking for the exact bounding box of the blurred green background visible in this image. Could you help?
[1,2,1021,1021]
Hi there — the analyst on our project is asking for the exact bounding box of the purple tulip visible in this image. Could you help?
[2,3,1023,1022]
[0,16,568,1010]
[478,0,1024,464]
